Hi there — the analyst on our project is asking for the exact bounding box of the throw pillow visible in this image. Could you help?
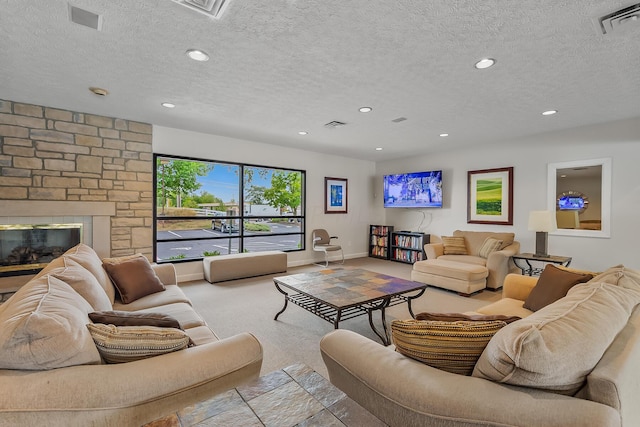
[89,310,182,329]
[391,319,508,375]
[473,281,640,395]
[86,323,190,363]
[102,254,165,304]
[63,243,116,304]
[416,312,521,324]
[46,258,112,311]
[0,275,102,370]
[477,237,503,259]
[523,264,593,311]
[441,236,468,255]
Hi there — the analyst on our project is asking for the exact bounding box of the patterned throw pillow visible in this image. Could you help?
[391,319,508,375]
[88,311,182,329]
[441,236,468,255]
[477,237,503,258]
[87,323,189,364]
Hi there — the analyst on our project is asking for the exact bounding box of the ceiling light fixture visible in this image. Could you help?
[359,107,372,113]
[89,87,108,96]
[440,133,449,137]
[161,102,176,108]
[542,110,558,116]
[186,49,209,62]
[375,147,383,151]
[474,58,496,69]
[298,131,308,135]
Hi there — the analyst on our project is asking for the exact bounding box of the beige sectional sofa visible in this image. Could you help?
[0,244,263,427]
[321,268,640,427]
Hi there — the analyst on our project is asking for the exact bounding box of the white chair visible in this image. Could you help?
[312,229,344,267]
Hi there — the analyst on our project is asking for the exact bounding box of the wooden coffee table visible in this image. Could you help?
[273,268,427,345]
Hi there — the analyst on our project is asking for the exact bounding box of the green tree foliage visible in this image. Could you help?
[245,185,268,204]
[157,159,212,208]
[263,171,302,214]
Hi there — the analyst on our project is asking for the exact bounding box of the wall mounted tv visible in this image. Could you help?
[383,170,443,208]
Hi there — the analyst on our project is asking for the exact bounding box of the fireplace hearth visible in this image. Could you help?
[0,224,82,277]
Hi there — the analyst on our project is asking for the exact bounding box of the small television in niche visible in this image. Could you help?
[383,170,443,208]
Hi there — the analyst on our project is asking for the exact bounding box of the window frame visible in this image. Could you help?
[153,153,306,263]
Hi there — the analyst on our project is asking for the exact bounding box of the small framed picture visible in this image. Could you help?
[324,177,348,214]
[467,167,514,225]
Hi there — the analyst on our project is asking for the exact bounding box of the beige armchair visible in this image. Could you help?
[422,230,520,290]
[312,229,344,267]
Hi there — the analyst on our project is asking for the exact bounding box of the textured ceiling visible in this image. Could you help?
[1,0,639,161]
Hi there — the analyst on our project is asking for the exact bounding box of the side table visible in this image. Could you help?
[511,253,572,276]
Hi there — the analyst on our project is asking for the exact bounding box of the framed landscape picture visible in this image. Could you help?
[325,177,348,214]
[467,167,513,225]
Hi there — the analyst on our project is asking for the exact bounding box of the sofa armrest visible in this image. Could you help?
[502,273,538,301]
[0,332,262,424]
[424,242,443,259]
[152,262,177,286]
[484,241,521,289]
[320,330,619,427]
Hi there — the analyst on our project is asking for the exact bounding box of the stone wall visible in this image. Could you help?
[0,99,153,258]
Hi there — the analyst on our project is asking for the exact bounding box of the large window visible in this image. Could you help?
[154,154,305,262]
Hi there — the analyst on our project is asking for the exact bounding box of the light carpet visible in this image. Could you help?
[179,257,501,379]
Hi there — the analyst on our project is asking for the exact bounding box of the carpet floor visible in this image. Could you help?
[180,257,502,379]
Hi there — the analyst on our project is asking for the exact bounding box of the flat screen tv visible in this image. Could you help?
[383,170,443,208]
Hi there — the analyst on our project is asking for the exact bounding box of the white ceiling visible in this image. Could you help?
[2,1,639,161]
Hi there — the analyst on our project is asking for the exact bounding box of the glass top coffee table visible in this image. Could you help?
[273,268,427,345]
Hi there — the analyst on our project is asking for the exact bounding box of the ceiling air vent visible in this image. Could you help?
[596,3,640,35]
[171,0,231,19]
[68,4,102,30]
[324,121,347,128]
[391,117,407,123]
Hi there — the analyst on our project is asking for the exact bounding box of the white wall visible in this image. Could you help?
[376,117,640,272]
[153,126,379,281]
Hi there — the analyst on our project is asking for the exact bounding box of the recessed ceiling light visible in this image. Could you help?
[186,49,209,62]
[474,58,496,69]
[161,102,176,108]
[542,110,558,116]
[298,131,308,135]
[375,147,383,151]
[439,133,449,137]
[359,107,372,113]
[89,86,108,96]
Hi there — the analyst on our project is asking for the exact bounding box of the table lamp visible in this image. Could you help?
[528,210,557,257]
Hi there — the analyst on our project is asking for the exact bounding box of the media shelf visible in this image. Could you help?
[369,225,394,260]
[391,231,429,264]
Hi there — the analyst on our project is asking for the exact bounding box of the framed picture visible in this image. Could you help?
[324,177,348,214]
[467,167,513,225]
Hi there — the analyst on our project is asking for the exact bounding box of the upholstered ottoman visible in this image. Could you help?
[411,259,488,296]
[203,250,287,283]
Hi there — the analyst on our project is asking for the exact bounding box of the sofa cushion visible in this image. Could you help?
[477,237,503,258]
[0,275,102,370]
[523,264,593,311]
[89,310,182,329]
[102,254,165,304]
[63,243,116,304]
[441,236,468,255]
[111,284,191,312]
[588,265,640,291]
[391,318,508,375]
[86,323,190,364]
[416,312,521,324]
[46,258,113,311]
[473,281,640,395]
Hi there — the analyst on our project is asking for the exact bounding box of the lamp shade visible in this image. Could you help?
[528,210,557,232]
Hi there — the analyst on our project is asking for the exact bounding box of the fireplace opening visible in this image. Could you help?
[0,223,82,277]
